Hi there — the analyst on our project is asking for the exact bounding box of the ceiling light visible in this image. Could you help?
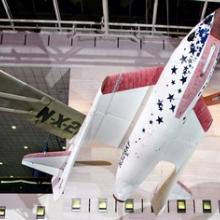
[11,125,16,130]
[24,146,29,149]
[10,175,14,178]
[0,206,6,218]
[0,162,3,165]
[177,200,186,213]
[72,198,81,211]
[125,199,134,213]
[203,200,212,213]
[98,199,107,212]
[36,206,45,218]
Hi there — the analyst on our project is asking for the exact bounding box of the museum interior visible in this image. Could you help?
[0,0,220,219]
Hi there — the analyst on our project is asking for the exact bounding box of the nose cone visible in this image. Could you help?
[211,8,220,40]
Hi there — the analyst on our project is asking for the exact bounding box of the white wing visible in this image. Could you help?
[82,66,164,148]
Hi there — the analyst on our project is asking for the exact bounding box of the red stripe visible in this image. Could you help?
[211,9,220,40]
[176,34,220,118]
[101,66,163,94]
[23,151,71,159]
[193,97,213,132]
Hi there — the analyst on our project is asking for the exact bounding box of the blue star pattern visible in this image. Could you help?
[199,27,209,44]
[146,13,214,127]
[119,13,215,168]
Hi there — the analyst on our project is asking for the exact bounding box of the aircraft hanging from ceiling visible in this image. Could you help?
[1,8,220,215]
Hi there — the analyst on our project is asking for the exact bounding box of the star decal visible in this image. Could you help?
[171,80,175,85]
[188,58,192,64]
[157,99,163,106]
[180,75,187,84]
[171,66,178,74]
[167,94,174,102]
[169,104,176,113]
[190,44,196,55]
[125,145,129,151]
[183,66,188,75]
[199,27,209,44]
[197,42,203,48]
[157,99,163,111]
[197,46,203,56]
[156,116,163,124]
[180,55,187,64]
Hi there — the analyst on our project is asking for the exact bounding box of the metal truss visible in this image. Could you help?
[0,0,219,38]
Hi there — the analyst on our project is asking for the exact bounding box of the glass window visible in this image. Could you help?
[7,0,56,19]
[58,0,102,21]
[157,0,168,25]
[169,0,203,26]
[0,1,7,18]
[206,2,220,16]
[109,0,146,23]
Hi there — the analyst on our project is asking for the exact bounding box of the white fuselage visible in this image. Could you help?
[114,12,220,201]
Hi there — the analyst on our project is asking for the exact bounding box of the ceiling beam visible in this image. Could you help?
[200,0,208,21]
[166,0,170,33]
[102,0,109,35]
[1,0,14,29]
[152,0,158,34]
[52,0,62,31]
[194,0,220,2]
[146,0,148,24]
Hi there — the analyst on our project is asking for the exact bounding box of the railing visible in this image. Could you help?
[0,18,193,38]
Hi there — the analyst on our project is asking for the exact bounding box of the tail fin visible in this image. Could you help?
[151,162,176,215]
[22,150,112,200]
[204,92,220,106]
[22,149,75,200]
